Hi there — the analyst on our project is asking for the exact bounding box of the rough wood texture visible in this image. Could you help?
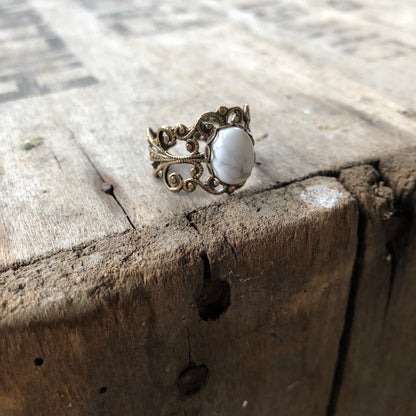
[221,0,416,112]
[0,177,357,415]
[188,177,358,415]
[0,109,131,270]
[1,0,416,415]
[334,153,416,416]
[2,0,416,268]
[0,218,204,415]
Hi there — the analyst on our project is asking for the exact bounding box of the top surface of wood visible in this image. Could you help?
[1,0,416,269]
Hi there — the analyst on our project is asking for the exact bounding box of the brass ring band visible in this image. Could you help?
[146,104,255,195]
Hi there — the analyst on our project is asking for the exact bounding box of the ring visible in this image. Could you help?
[147,105,256,194]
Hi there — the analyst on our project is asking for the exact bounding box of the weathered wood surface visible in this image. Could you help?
[188,177,357,415]
[334,154,416,416]
[1,0,416,269]
[0,107,131,268]
[221,0,416,112]
[0,0,416,415]
[0,177,357,415]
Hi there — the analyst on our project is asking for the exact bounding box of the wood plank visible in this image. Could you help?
[335,153,416,415]
[0,176,358,415]
[0,100,131,270]
[1,0,415,267]
[26,0,416,230]
[219,0,416,113]
[312,0,416,38]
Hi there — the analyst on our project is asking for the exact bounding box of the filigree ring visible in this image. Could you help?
[147,105,255,194]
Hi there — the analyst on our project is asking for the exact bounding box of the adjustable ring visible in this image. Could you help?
[147,104,256,194]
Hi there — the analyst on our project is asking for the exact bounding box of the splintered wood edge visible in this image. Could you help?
[0,175,356,329]
[0,218,203,328]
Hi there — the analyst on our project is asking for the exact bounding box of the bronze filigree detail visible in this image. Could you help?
[147,104,252,194]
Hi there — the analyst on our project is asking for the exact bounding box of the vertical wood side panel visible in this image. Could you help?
[336,152,416,415]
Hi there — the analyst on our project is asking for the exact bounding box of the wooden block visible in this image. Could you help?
[333,152,416,415]
[2,0,416,269]
[0,1,415,415]
[0,177,358,415]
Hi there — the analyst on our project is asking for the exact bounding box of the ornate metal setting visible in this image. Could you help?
[147,104,254,194]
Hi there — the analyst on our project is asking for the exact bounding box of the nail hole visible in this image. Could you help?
[197,279,230,321]
[177,365,208,395]
[34,357,44,366]
[99,386,107,394]
[101,182,114,195]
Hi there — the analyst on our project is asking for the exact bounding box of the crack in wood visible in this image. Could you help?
[75,138,136,230]
[327,159,410,414]
[185,213,211,282]
[185,213,198,232]
[200,252,212,282]
[186,326,193,366]
[223,234,237,263]
[51,151,62,171]
[326,185,363,416]
[383,241,397,325]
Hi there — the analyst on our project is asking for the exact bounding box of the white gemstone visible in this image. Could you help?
[210,126,255,185]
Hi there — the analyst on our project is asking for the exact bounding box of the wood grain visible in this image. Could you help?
[220,0,416,112]
[188,176,358,415]
[335,153,416,415]
[1,1,415,414]
[0,218,204,415]
[0,102,131,270]
[1,0,416,268]
[0,177,357,415]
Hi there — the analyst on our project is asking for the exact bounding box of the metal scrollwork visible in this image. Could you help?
[147,104,251,194]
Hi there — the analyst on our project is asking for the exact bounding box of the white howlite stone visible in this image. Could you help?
[210,127,255,185]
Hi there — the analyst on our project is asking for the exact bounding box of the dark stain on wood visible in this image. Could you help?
[196,279,231,321]
[177,365,208,395]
